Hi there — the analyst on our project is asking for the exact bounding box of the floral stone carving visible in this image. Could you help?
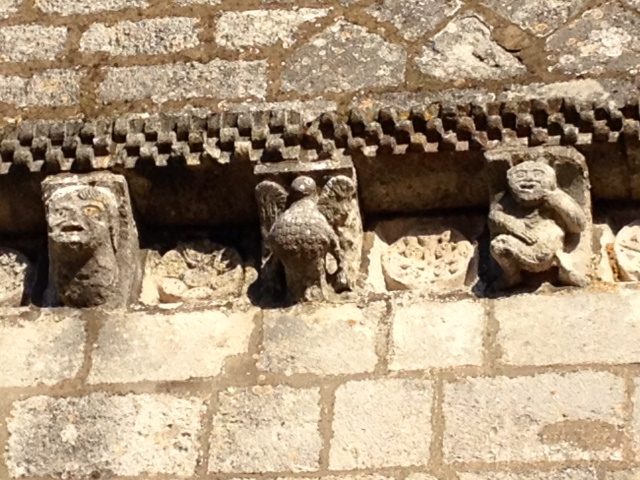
[0,248,34,306]
[42,172,141,308]
[613,221,640,281]
[255,164,362,302]
[486,147,591,289]
[382,226,475,291]
[140,240,247,304]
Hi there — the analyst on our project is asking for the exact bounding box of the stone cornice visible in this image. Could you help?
[2,95,640,174]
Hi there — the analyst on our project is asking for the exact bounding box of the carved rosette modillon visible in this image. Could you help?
[42,172,142,308]
[254,155,363,302]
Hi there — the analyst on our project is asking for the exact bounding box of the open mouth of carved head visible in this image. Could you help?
[60,224,85,233]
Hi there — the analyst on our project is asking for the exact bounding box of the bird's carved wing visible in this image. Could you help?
[318,175,356,228]
[255,180,288,248]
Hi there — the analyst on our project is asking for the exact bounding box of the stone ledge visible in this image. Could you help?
[0,80,637,173]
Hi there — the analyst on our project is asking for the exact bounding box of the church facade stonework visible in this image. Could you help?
[5,0,640,478]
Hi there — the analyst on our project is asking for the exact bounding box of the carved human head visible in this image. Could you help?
[507,161,557,205]
[46,185,120,251]
[291,176,317,199]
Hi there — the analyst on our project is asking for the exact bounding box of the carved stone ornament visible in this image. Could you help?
[613,221,640,281]
[255,167,362,302]
[382,226,476,291]
[0,247,34,306]
[486,146,591,289]
[42,172,141,308]
[140,240,247,304]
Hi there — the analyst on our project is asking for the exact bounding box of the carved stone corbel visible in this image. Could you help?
[485,146,592,289]
[42,172,141,308]
[254,156,362,302]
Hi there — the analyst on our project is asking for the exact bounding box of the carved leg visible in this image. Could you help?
[490,235,524,288]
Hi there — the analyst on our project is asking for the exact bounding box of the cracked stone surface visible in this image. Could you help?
[216,9,330,49]
[482,0,588,37]
[366,0,461,41]
[415,15,527,81]
[547,4,640,75]
[281,20,406,94]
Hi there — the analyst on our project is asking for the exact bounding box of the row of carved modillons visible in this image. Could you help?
[2,100,640,171]
[1,145,637,308]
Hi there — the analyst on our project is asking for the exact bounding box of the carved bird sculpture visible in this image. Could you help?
[256,175,355,302]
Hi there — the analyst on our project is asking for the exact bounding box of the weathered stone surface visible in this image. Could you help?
[0,310,85,387]
[140,240,247,304]
[88,309,256,384]
[0,69,80,107]
[80,18,200,56]
[0,248,33,306]
[0,0,22,18]
[482,0,587,37]
[0,25,67,62]
[496,291,640,366]
[6,393,205,478]
[390,299,484,370]
[606,469,640,480]
[459,470,597,480]
[281,21,406,94]
[380,222,477,291]
[175,0,219,3]
[36,0,147,14]
[43,172,141,308]
[99,60,267,103]
[613,221,640,281]
[367,0,461,41]
[209,386,322,473]
[330,379,433,469]
[444,372,626,462]
[487,147,591,289]
[256,173,362,302]
[220,99,337,123]
[546,4,640,75]
[216,9,329,49]
[258,303,379,376]
[632,379,640,460]
[415,15,526,81]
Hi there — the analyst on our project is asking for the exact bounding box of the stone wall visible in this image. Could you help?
[0,0,639,121]
[2,288,640,479]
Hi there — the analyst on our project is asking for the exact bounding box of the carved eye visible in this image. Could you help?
[83,205,102,217]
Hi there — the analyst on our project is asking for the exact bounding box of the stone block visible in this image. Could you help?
[258,303,380,376]
[281,20,406,94]
[0,25,67,62]
[0,309,85,387]
[99,60,267,103]
[330,379,433,469]
[0,0,22,18]
[80,18,200,56]
[0,69,81,107]
[443,372,626,462]
[88,309,256,384]
[216,9,329,49]
[36,0,147,14]
[6,393,205,478]
[496,291,640,366]
[390,299,484,370]
[209,385,322,473]
[606,469,640,479]
[459,470,597,480]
